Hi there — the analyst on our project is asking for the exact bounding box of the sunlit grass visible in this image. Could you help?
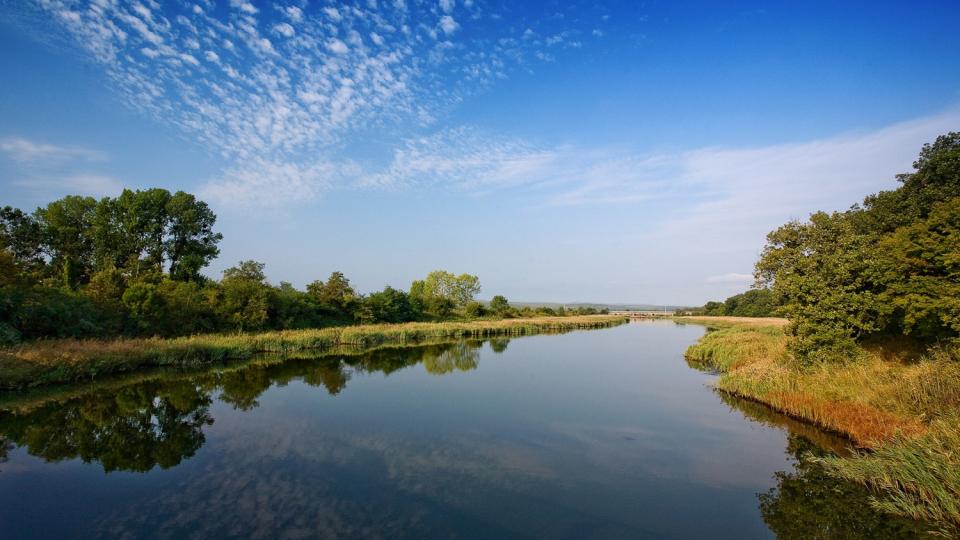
[0,315,627,389]
[682,319,960,534]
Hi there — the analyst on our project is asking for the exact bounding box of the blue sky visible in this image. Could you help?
[1,0,959,305]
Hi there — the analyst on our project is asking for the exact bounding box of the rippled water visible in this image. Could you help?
[0,321,926,538]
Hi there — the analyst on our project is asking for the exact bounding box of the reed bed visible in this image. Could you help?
[0,315,626,389]
[683,319,960,534]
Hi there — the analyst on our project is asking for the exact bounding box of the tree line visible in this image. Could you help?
[0,190,603,344]
[687,288,776,318]
[754,132,960,363]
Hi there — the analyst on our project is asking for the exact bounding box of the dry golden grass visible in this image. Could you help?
[675,315,790,327]
[683,320,960,532]
[0,315,627,389]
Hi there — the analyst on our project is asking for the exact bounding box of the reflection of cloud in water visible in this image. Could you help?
[91,424,580,538]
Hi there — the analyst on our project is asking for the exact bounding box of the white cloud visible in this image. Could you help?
[357,127,560,190]
[283,6,302,22]
[323,7,342,22]
[200,158,353,207]
[357,107,960,216]
[0,137,106,162]
[326,38,349,54]
[706,273,753,285]
[31,1,603,206]
[229,0,258,15]
[439,15,459,35]
[273,23,295,38]
[14,174,124,197]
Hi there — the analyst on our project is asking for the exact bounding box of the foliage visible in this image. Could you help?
[1,192,618,347]
[409,270,481,316]
[695,289,776,318]
[359,286,417,324]
[756,132,960,362]
[489,295,510,315]
[0,315,628,389]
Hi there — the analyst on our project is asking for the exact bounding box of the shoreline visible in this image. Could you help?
[679,317,959,535]
[0,315,627,390]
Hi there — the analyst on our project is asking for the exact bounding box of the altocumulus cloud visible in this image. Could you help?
[31,0,602,207]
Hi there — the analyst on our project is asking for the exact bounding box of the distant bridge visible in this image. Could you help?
[609,310,674,319]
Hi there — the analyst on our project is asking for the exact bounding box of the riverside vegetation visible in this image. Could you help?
[0,316,625,389]
[0,188,611,387]
[682,132,960,536]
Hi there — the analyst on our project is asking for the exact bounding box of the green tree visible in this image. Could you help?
[165,191,221,281]
[308,271,356,306]
[874,198,960,339]
[217,261,270,331]
[409,270,481,316]
[361,286,417,323]
[0,206,45,278]
[35,195,97,287]
[756,132,960,361]
[703,301,726,316]
[489,295,511,316]
[116,188,172,274]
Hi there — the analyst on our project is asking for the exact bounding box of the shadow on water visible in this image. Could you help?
[0,339,492,473]
[719,393,931,538]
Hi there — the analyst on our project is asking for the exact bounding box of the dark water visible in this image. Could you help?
[0,321,926,539]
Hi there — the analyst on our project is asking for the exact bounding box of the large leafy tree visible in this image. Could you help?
[217,260,270,331]
[756,132,960,362]
[35,195,98,287]
[409,270,481,315]
[874,198,960,339]
[165,192,221,281]
[0,206,45,276]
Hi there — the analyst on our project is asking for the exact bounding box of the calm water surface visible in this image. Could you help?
[0,321,925,538]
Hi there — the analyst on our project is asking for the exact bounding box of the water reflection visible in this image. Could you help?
[0,340,490,473]
[719,393,930,538]
[0,329,935,537]
[0,380,213,472]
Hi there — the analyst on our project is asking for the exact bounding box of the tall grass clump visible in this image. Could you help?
[684,323,789,372]
[821,420,960,537]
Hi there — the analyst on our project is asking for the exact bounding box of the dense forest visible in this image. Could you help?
[756,132,959,363]
[0,189,602,345]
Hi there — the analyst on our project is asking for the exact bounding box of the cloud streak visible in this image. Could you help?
[0,137,106,162]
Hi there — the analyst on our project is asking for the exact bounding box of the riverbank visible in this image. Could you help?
[0,315,627,390]
[679,317,960,536]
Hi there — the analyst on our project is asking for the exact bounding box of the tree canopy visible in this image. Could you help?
[756,132,960,362]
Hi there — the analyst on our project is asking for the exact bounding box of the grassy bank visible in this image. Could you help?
[0,315,626,390]
[680,317,960,536]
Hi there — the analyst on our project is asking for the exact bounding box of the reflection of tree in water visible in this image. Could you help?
[0,339,487,472]
[421,342,481,375]
[719,392,926,539]
[759,436,930,538]
[489,338,510,354]
[301,362,350,395]
[0,380,213,473]
[719,393,930,537]
[0,436,12,469]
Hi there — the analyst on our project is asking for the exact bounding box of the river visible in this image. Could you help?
[0,321,925,538]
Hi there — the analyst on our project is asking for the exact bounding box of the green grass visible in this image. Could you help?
[0,315,627,390]
[681,318,960,535]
